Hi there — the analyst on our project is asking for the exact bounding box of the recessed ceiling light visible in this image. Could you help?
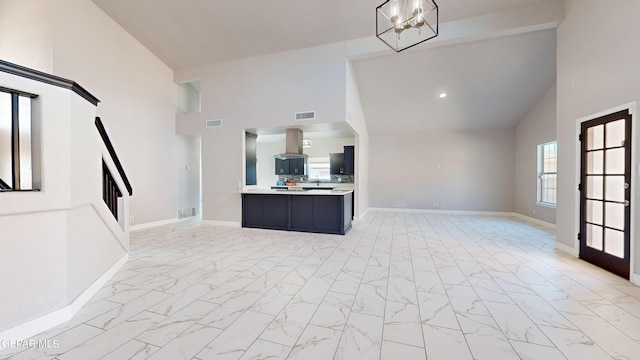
[439,93,447,98]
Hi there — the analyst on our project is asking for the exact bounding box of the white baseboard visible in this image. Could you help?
[368,207,514,216]
[0,254,128,341]
[130,217,190,231]
[510,213,556,229]
[631,273,640,286]
[352,208,370,222]
[201,220,242,228]
[555,242,579,257]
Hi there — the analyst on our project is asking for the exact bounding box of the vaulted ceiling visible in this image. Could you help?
[92,0,560,134]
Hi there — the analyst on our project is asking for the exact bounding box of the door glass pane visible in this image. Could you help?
[0,92,11,188]
[605,119,626,148]
[587,176,603,199]
[605,148,625,174]
[604,228,624,258]
[587,125,604,150]
[605,176,625,202]
[587,224,603,250]
[587,200,603,225]
[605,202,624,230]
[587,151,604,174]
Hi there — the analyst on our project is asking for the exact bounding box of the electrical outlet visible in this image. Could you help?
[130,216,135,223]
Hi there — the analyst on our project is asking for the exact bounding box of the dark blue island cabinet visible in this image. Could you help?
[242,191,353,235]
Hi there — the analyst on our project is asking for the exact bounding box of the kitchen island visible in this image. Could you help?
[241,189,353,235]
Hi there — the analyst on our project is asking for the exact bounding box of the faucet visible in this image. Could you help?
[315,176,320,186]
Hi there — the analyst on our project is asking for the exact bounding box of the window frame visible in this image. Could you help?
[537,141,557,207]
[0,86,39,191]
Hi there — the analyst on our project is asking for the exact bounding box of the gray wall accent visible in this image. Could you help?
[515,83,557,224]
[369,128,515,211]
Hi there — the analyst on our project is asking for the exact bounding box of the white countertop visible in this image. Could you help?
[242,189,353,196]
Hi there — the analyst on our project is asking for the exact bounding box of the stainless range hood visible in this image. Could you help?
[275,128,308,159]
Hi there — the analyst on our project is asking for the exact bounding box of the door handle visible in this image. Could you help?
[625,200,630,207]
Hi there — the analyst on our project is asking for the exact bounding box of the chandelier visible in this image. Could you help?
[376,0,439,52]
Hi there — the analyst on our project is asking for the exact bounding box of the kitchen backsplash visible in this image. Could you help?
[278,175,354,183]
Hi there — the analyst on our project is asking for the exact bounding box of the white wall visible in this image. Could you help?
[515,84,557,224]
[0,0,53,72]
[369,128,515,211]
[556,0,640,279]
[177,135,201,212]
[177,82,200,114]
[0,69,128,334]
[176,42,348,222]
[346,61,369,218]
[50,0,188,225]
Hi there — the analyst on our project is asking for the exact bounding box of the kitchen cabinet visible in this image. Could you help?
[242,191,352,235]
[343,146,354,175]
[330,153,345,175]
[275,158,289,175]
[274,157,306,175]
[330,146,355,175]
[241,194,289,230]
[289,157,306,175]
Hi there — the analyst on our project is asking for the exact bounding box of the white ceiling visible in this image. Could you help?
[92,0,554,70]
[351,28,557,134]
[92,0,559,135]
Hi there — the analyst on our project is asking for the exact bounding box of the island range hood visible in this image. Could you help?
[275,128,308,159]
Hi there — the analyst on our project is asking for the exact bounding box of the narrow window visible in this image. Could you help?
[537,141,557,205]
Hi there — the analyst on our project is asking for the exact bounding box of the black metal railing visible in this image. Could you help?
[102,160,122,219]
[95,117,132,220]
[0,177,10,190]
[95,117,133,196]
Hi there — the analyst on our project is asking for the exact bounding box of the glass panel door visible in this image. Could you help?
[580,110,631,279]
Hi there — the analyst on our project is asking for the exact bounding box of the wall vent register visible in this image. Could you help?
[206,119,223,128]
[294,111,316,121]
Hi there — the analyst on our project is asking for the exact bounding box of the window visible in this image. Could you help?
[0,88,39,191]
[307,157,331,181]
[537,141,557,205]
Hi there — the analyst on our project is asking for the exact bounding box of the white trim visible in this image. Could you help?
[535,202,557,209]
[130,217,189,231]
[632,273,640,287]
[368,207,514,216]
[575,102,637,280]
[0,254,128,341]
[354,207,370,221]
[555,241,579,258]
[201,220,242,228]
[511,213,556,229]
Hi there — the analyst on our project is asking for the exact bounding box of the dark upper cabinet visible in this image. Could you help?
[275,158,290,175]
[330,153,345,175]
[275,157,306,175]
[289,157,306,175]
[343,146,354,175]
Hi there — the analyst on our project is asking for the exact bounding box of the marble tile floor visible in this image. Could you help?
[2,212,640,360]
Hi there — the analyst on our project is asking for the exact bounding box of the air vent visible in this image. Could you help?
[206,119,223,128]
[178,207,197,219]
[294,111,316,121]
